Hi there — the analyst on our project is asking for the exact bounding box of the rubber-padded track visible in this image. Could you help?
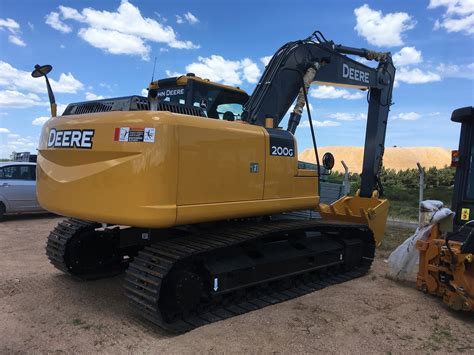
[124,219,374,333]
[46,218,125,280]
[46,218,98,274]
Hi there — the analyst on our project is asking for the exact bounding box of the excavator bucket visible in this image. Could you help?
[317,191,389,246]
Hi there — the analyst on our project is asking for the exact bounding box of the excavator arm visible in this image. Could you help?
[242,33,395,198]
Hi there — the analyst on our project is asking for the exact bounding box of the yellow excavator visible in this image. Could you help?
[417,107,474,311]
[33,31,395,332]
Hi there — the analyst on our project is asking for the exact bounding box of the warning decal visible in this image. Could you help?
[460,208,470,221]
[114,127,155,143]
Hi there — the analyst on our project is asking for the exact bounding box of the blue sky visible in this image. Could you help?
[0,0,473,158]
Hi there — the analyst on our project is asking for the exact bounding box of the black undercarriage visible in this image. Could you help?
[46,216,375,333]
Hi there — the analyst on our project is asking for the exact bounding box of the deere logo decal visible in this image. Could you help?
[48,128,95,149]
[342,63,370,84]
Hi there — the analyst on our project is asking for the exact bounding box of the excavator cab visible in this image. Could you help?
[147,74,249,121]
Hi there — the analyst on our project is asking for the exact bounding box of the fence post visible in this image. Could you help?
[417,162,425,226]
[341,160,350,195]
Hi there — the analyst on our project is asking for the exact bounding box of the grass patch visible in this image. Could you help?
[380,226,415,253]
[421,323,458,351]
[385,186,453,221]
[72,318,85,326]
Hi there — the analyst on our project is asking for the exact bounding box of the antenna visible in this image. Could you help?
[151,57,157,83]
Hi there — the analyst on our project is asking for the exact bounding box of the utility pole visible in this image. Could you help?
[341,160,350,195]
[417,162,425,226]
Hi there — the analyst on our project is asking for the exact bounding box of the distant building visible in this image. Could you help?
[10,152,37,162]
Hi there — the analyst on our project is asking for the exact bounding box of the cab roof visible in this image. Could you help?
[451,106,473,123]
[150,74,248,96]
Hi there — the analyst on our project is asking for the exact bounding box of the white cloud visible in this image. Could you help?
[141,88,148,96]
[85,92,105,100]
[396,112,421,120]
[394,60,473,86]
[0,18,20,32]
[441,13,474,34]
[165,70,183,77]
[327,112,366,121]
[45,11,72,33]
[59,5,85,21]
[0,17,26,46]
[46,2,198,60]
[429,0,474,35]
[177,12,199,25]
[8,35,26,46]
[436,62,474,80]
[300,120,341,128]
[184,56,260,85]
[55,103,68,116]
[27,22,34,30]
[396,67,442,84]
[392,47,423,66]
[0,133,39,158]
[0,61,84,94]
[79,28,150,59]
[51,73,84,93]
[0,90,45,108]
[354,4,416,46]
[154,12,168,23]
[32,116,50,126]
[260,56,272,66]
[0,128,10,133]
[310,86,365,100]
[241,58,261,84]
[185,12,199,24]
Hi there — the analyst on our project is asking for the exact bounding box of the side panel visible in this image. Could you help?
[37,112,179,227]
[37,112,319,228]
[263,129,318,199]
[177,118,265,205]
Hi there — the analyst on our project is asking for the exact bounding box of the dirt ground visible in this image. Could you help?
[1,215,473,354]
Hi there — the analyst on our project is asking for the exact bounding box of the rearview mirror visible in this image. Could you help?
[322,152,335,171]
[31,64,52,78]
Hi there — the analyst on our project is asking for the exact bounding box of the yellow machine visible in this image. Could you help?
[417,107,474,312]
[33,32,395,332]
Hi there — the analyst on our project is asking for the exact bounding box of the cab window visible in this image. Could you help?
[216,103,244,121]
[191,82,248,120]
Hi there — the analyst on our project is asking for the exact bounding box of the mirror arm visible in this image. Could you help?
[44,75,57,117]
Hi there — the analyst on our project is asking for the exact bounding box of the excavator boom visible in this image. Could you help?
[243,35,395,197]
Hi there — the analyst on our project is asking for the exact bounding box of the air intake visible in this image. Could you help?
[63,96,205,117]
[63,96,149,116]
